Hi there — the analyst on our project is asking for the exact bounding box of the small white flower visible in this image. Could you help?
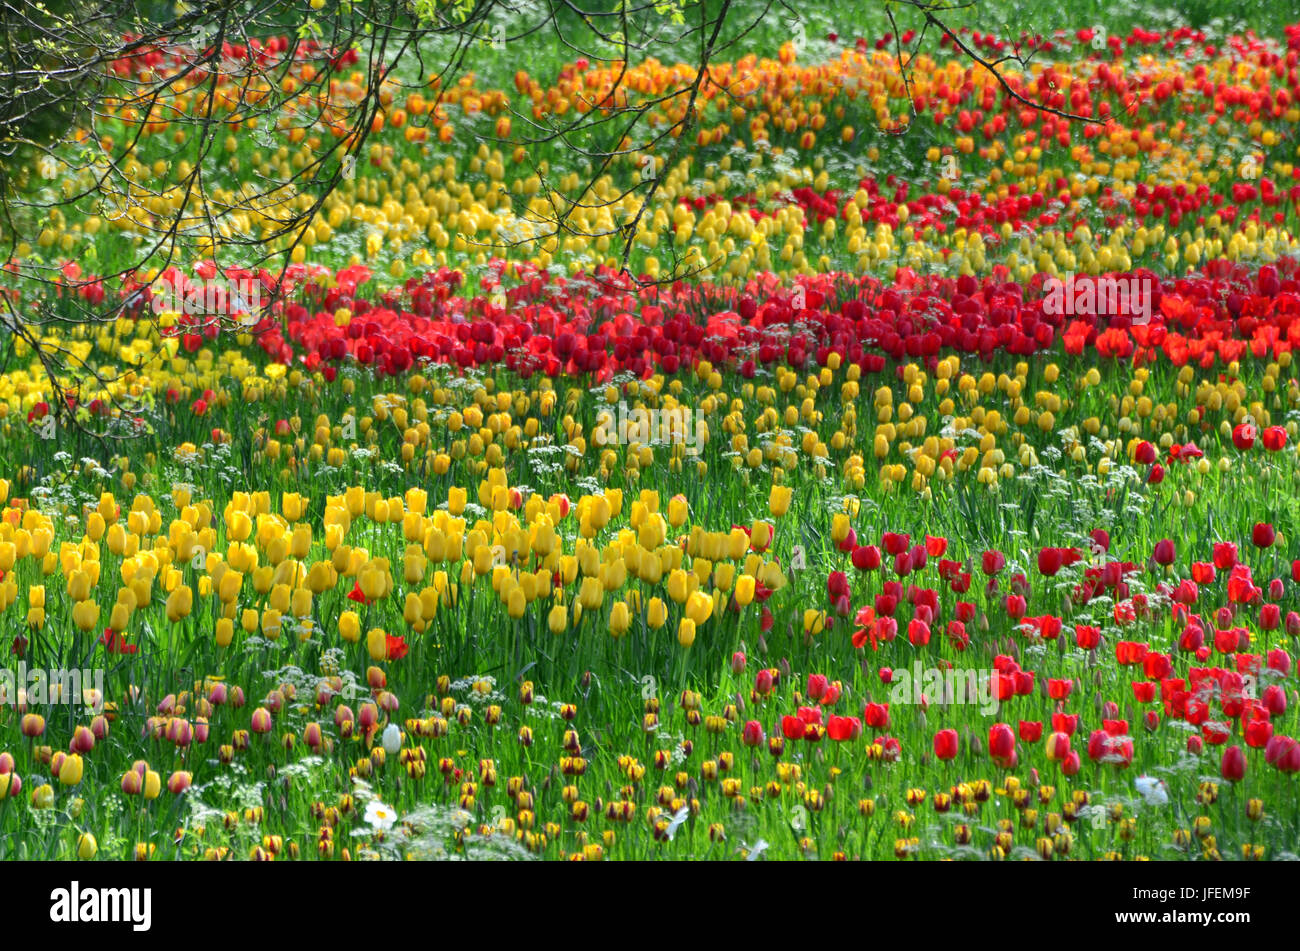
[1134,775,1169,806]
[364,800,398,831]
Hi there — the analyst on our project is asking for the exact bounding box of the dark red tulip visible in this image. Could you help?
[1220,744,1246,782]
[1152,539,1176,566]
[1251,522,1276,548]
[851,544,881,571]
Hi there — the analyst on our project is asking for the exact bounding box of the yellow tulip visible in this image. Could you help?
[448,487,467,515]
[58,754,84,786]
[768,484,792,518]
[734,574,756,607]
[609,601,631,637]
[647,596,667,629]
[72,600,99,633]
[165,585,193,622]
[685,591,713,626]
[667,568,690,604]
[77,833,98,860]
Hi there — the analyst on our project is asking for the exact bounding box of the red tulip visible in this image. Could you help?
[1263,684,1287,717]
[1047,678,1072,701]
[933,728,959,760]
[851,544,881,571]
[827,715,862,742]
[1265,736,1300,773]
[806,674,828,701]
[863,702,890,729]
[1245,718,1274,749]
[1075,624,1101,649]
[988,723,1016,767]
[1213,542,1239,570]
[1262,426,1287,451]
[1037,547,1064,576]
[781,715,806,741]
[907,619,931,646]
[1220,744,1246,782]
[882,532,910,556]
[1152,538,1176,566]
[1251,522,1276,548]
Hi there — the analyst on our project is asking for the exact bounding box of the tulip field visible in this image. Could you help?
[5,2,1300,866]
